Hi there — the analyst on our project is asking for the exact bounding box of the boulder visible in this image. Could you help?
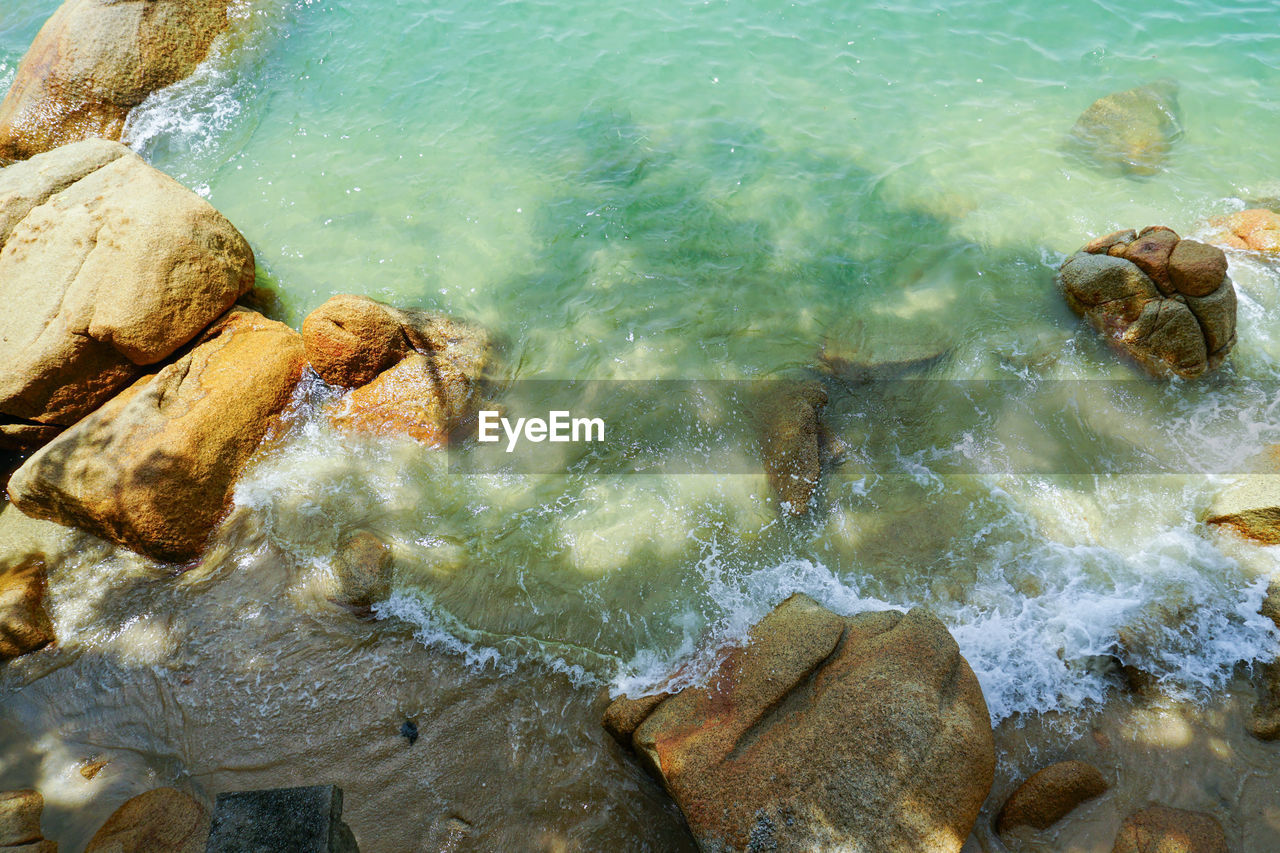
[1247,581,1280,741]
[0,789,45,846]
[606,593,995,852]
[205,786,359,853]
[1204,474,1280,544]
[6,307,304,562]
[308,297,494,446]
[0,139,256,449]
[1208,208,1280,253]
[1111,806,1227,853]
[329,530,393,611]
[996,760,1108,834]
[0,0,233,160]
[0,555,54,660]
[1058,227,1236,379]
[1069,80,1181,176]
[758,382,829,516]
[85,787,208,853]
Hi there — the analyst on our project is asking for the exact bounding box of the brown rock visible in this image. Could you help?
[1121,227,1179,292]
[1069,80,1181,176]
[331,530,393,610]
[1209,208,1280,253]
[85,787,208,853]
[602,693,669,745]
[1084,229,1137,255]
[996,760,1108,834]
[1111,806,1227,853]
[609,593,994,852]
[301,295,409,387]
[1205,475,1280,545]
[0,139,256,437]
[0,789,44,846]
[6,308,304,562]
[0,556,54,660]
[1169,240,1228,297]
[759,382,828,516]
[0,0,233,160]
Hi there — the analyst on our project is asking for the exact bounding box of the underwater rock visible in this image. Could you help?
[818,315,951,383]
[1246,581,1280,741]
[206,786,359,853]
[604,593,994,853]
[0,554,54,660]
[0,139,256,450]
[330,530,393,611]
[1058,227,1236,379]
[309,296,494,446]
[0,789,46,847]
[995,760,1108,834]
[0,0,234,160]
[1068,80,1181,176]
[85,787,209,853]
[7,308,304,563]
[758,381,829,516]
[1111,806,1227,853]
[1208,208,1280,253]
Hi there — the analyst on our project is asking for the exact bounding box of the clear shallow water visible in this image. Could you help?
[5,0,1280,847]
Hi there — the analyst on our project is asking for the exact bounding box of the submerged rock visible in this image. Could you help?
[1247,581,1280,741]
[0,139,256,450]
[0,554,54,660]
[1208,208,1280,253]
[330,530,394,611]
[758,381,829,516]
[303,295,494,446]
[996,760,1108,834]
[0,0,234,160]
[1058,227,1236,379]
[1111,806,1227,853]
[205,786,359,853]
[604,593,994,852]
[85,787,209,853]
[0,789,46,847]
[7,308,305,563]
[1069,80,1181,176]
[818,315,951,383]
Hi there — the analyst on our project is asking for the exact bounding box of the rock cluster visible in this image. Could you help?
[1069,80,1181,176]
[85,787,208,853]
[604,593,994,852]
[1058,227,1236,379]
[0,0,235,160]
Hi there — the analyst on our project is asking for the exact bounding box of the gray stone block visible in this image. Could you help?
[205,786,359,853]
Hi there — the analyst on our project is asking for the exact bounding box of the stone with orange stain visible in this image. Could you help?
[0,0,234,160]
[605,593,994,852]
[1208,208,1280,253]
[6,308,304,562]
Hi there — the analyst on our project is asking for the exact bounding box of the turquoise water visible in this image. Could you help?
[5,0,1280,789]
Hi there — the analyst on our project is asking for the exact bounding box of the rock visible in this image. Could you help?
[996,760,1108,834]
[1111,806,1227,853]
[602,693,669,745]
[205,786,359,853]
[1204,475,1280,544]
[330,530,393,610]
[322,305,494,446]
[0,0,233,160]
[0,139,256,445]
[606,593,995,852]
[0,789,45,846]
[6,307,304,563]
[1083,229,1137,255]
[1247,581,1280,741]
[1169,240,1229,298]
[819,316,951,383]
[759,382,828,516]
[1060,227,1236,379]
[85,787,208,853]
[301,295,410,387]
[1069,80,1181,176]
[1209,208,1280,253]
[0,555,54,660]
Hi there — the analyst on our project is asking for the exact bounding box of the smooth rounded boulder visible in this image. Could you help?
[1068,80,1181,176]
[0,554,54,660]
[6,308,305,563]
[85,787,209,853]
[1112,806,1228,853]
[996,760,1108,834]
[0,139,256,450]
[605,593,995,852]
[0,0,234,160]
[1059,227,1235,379]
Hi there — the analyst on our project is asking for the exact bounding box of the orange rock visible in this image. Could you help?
[1121,227,1179,291]
[301,295,409,387]
[0,555,54,660]
[0,0,233,160]
[327,353,458,446]
[1209,208,1280,252]
[85,787,208,853]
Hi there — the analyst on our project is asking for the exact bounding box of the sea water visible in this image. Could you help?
[4,0,1280,848]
